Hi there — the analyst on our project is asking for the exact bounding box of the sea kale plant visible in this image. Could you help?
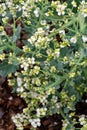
[0,0,87,130]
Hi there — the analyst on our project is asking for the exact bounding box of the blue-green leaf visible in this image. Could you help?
[0,61,18,77]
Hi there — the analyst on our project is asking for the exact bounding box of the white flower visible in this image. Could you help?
[59,30,65,36]
[39,96,47,104]
[35,0,38,2]
[20,61,29,70]
[54,49,60,58]
[31,122,37,128]
[29,118,41,128]
[51,96,58,103]
[28,36,36,44]
[34,7,40,17]
[37,27,45,34]
[56,103,60,108]
[36,108,47,117]
[70,36,77,43]
[24,83,28,88]
[40,20,46,25]
[30,91,38,98]
[81,0,85,4]
[79,115,86,125]
[9,96,13,101]
[71,1,77,7]
[28,57,35,64]
[56,4,66,16]
[85,99,87,103]
[17,77,22,86]
[17,87,24,92]
[79,0,87,17]
[82,35,87,42]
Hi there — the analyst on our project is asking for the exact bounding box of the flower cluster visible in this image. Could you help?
[78,0,87,17]
[79,115,87,126]
[28,27,50,49]
[29,118,41,128]
[51,1,67,16]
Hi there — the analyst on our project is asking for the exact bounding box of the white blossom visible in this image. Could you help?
[79,115,86,125]
[59,30,65,36]
[82,35,87,42]
[56,4,66,16]
[34,7,40,17]
[71,1,77,7]
[54,49,60,58]
[28,57,35,64]
[40,20,46,25]
[29,118,41,128]
[17,87,24,93]
[36,107,47,117]
[70,36,77,43]
[17,77,22,86]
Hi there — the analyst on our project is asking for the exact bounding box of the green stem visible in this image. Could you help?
[63,48,84,90]
[60,108,75,129]
[44,76,65,91]
[71,49,83,72]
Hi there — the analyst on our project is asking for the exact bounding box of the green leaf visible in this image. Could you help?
[0,46,6,52]
[0,61,18,77]
[12,35,17,42]
[78,13,85,33]
[14,47,23,55]
[16,25,21,38]
[12,25,21,42]
[66,124,74,130]
[84,68,87,80]
[16,10,22,18]
[12,81,18,93]
[44,76,65,91]
[64,107,69,114]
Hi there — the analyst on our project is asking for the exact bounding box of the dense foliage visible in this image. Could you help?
[0,0,87,130]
